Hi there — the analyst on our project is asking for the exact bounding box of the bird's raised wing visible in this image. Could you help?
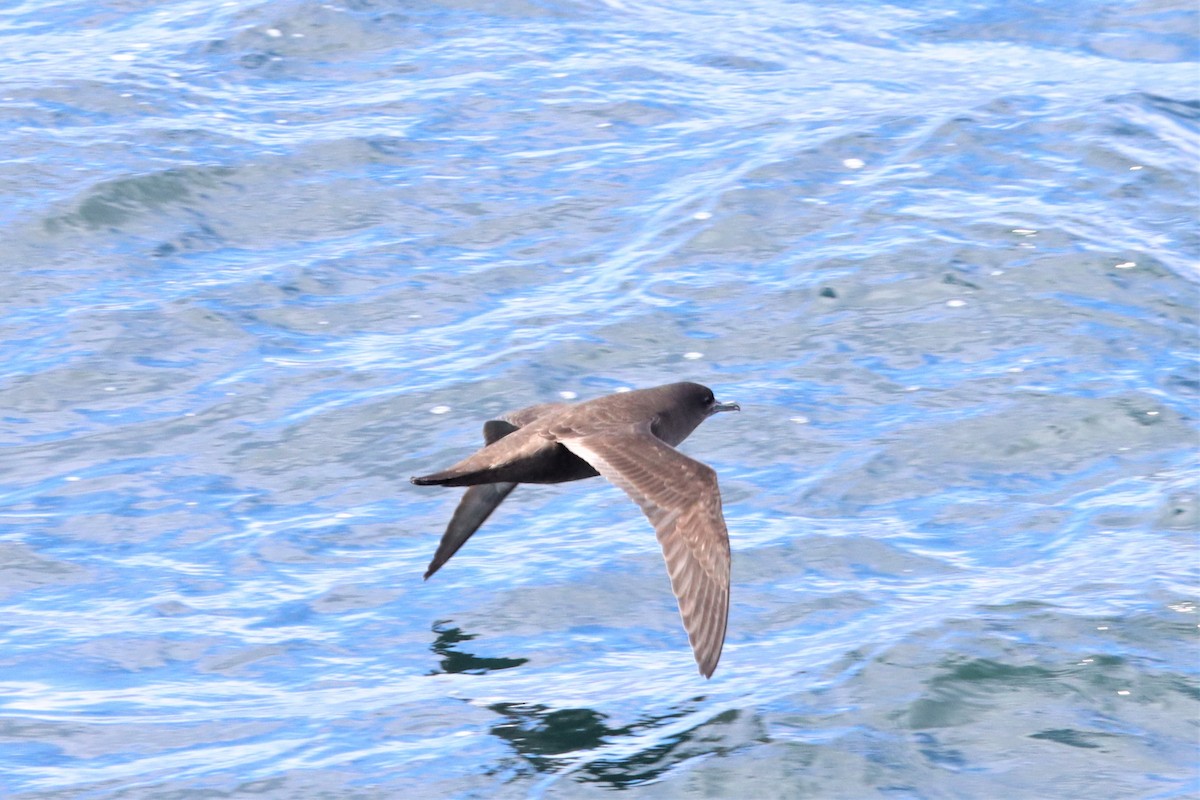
[422,404,568,580]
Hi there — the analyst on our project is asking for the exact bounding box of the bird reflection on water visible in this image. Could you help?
[489,698,731,788]
[427,621,726,787]
[428,621,528,675]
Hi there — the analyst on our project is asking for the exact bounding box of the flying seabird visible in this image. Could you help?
[411,381,740,678]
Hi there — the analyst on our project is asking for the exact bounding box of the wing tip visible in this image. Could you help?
[695,648,722,679]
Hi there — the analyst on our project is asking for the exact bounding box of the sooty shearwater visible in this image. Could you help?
[411,382,740,678]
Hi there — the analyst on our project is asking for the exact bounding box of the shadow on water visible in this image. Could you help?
[488,698,732,788]
[428,621,528,675]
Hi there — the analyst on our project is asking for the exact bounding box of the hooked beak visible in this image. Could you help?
[711,400,740,414]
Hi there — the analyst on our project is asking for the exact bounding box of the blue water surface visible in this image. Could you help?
[0,0,1197,797]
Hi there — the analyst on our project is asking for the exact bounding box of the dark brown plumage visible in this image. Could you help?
[411,382,739,678]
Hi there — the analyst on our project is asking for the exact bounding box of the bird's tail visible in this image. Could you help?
[410,469,481,487]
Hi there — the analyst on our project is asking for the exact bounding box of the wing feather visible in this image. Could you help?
[557,428,731,678]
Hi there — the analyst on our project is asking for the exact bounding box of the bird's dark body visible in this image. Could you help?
[413,434,598,486]
[412,384,714,487]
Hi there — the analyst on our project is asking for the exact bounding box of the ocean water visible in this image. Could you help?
[1,0,1197,797]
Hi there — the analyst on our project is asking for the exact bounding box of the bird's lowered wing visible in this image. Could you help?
[556,425,731,678]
